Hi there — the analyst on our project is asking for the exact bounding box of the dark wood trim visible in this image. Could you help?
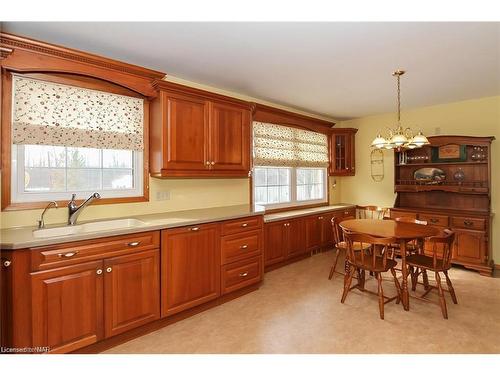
[251,102,335,134]
[71,282,260,354]
[152,80,252,109]
[0,32,164,98]
[1,70,150,211]
[427,135,495,147]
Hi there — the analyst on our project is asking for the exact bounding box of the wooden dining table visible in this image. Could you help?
[339,218,440,311]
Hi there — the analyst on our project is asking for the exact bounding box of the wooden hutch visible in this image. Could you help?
[390,135,495,276]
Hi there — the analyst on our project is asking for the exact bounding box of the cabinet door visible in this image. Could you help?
[161,224,220,317]
[163,92,210,172]
[453,229,486,264]
[330,132,355,176]
[264,221,287,266]
[287,218,307,258]
[321,213,334,248]
[209,102,250,174]
[103,249,160,338]
[305,215,322,252]
[31,261,103,353]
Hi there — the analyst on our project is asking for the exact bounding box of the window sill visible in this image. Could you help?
[2,195,149,212]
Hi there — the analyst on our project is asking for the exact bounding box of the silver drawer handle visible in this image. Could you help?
[464,220,474,227]
[106,267,112,273]
[240,244,248,249]
[241,223,248,228]
[127,241,141,247]
[58,251,78,258]
[190,227,200,231]
[3,260,11,268]
[239,272,249,277]
[96,269,103,275]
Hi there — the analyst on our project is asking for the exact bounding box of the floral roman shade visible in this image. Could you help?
[253,121,329,168]
[12,75,144,151]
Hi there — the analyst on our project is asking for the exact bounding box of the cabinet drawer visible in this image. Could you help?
[221,216,263,236]
[221,256,262,295]
[390,210,417,220]
[221,230,262,265]
[31,231,160,271]
[418,213,449,227]
[451,216,485,231]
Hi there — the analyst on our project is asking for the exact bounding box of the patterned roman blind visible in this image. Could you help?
[253,121,329,168]
[11,75,144,151]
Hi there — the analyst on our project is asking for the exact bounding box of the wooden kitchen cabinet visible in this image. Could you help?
[161,224,221,316]
[31,260,104,353]
[286,218,307,258]
[264,220,288,267]
[150,82,251,177]
[329,128,357,176]
[453,229,486,265]
[103,249,160,338]
[305,215,323,252]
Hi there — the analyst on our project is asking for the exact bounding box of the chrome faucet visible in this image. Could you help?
[68,192,101,225]
[38,201,58,229]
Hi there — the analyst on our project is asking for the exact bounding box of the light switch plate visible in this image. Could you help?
[156,191,171,201]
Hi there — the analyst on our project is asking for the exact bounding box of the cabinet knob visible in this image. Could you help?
[239,272,249,277]
[190,227,200,231]
[2,260,11,268]
[127,241,141,247]
[96,269,103,275]
[106,267,112,273]
[240,244,248,249]
[429,218,438,224]
[211,161,215,166]
[58,251,78,258]
[206,161,210,166]
[464,220,474,227]
[241,223,248,227]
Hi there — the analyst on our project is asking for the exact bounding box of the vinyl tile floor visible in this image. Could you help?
[105,251,500,354]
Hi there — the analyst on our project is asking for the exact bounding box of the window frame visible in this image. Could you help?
[1,71,150,211]
[11,144,144,204]
[252,166,328,210]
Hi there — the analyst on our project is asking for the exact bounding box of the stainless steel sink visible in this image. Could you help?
[32,218,148,238]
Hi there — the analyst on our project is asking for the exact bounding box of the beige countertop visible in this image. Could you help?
[264,204,356,223]
[0,204,265,250]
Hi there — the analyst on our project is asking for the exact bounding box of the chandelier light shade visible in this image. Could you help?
[371,70,430,150]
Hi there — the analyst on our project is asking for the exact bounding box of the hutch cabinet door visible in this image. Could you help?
[161,224,220,317]
[286,218,307,258]
[162,92,210,172]
[264,220,288,266]
[305,215,323,252]
[453,229,486,264]
[103,249,160,338]
[209,102,250,174]
[31,260,103,353]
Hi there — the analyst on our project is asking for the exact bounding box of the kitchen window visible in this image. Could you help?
[9,74,145,204]
[252,122,329,209]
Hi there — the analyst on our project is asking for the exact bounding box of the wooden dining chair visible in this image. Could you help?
[328,216,371,280]
[341,231,401,320]
[405,229,457,319]
[356,205,388,220]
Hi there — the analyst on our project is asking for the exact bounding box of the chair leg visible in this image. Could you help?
[390,268,401,304]
[376,272,384,320]
[444,270,458,304]
[422,269,430,290]
[435,272,448,319]
[341,265,355,303]
[329,248,341,280]
[409,265,417,291]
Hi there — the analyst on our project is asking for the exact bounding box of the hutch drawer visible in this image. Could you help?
[418,213,449,227]
[450,216,486,231]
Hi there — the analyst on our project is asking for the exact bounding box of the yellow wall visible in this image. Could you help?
[337,95,500,262]
[0,75,337,230]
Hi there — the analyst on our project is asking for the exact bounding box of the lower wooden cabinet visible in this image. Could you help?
[287,218,307,258]
[31,260,104,354]
[264,220,288,266]
[161,224,221,317]
[221,256,262,294]
[103,249,160,338]
[305,215,322,252]
[453,228,486,264]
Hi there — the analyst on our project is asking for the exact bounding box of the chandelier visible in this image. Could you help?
[371,70,429,150]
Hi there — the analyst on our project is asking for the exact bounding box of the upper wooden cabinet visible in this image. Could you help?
[329,128,357,176]
[150,82,251,177]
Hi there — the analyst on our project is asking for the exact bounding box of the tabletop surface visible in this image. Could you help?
[339,219,440,239]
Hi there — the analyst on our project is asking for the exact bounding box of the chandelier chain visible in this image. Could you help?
[397,73,401,123]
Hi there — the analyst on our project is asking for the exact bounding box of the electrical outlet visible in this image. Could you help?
[156,191,171,201]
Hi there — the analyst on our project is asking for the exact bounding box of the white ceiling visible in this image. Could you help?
[2,22,499,120]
